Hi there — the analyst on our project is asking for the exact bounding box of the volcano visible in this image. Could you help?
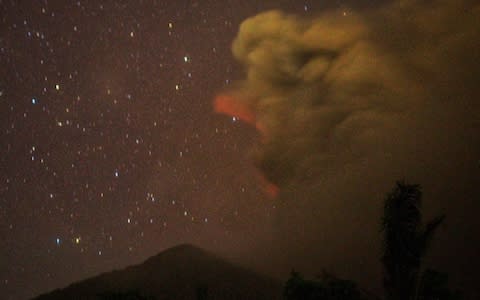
[33,244,283,300]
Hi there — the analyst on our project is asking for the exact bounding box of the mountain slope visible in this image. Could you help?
[33,244,283,300]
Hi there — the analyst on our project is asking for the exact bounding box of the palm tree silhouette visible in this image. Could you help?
[381,181,445,300]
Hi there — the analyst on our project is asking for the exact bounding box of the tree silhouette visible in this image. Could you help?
[196,284,208,300]
[284,180,461,300]
[381,181,445,300]
[98,289,155,300]
[284,270,368,300]
[416,269,462,300]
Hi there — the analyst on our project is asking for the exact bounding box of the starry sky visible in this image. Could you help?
[2,1,480,299]
[0,1,335,298]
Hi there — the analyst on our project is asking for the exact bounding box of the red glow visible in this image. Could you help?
[214,95,266,134]
[214,94,279,198]
[257,172,280,199]
[214,95,255,124]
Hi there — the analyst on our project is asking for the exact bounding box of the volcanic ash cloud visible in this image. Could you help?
[215,0,480,197]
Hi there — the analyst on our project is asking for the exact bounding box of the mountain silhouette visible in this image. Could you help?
[32,244,282,300]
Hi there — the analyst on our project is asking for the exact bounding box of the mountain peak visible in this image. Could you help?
[34,244,282,300]
[141,243,212,266]
[162,243,204,253]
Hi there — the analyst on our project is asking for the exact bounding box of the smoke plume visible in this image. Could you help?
[216,0,480,297]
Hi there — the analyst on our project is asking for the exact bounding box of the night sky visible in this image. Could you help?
[2,1,479,300]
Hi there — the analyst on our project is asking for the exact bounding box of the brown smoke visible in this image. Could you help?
[222,0,480,297]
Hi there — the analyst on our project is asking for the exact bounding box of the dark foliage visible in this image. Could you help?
[284,271,368,300]
[381,181,445,300]
[98,289,155,300]
[284,180,463,300]
[417,269,463,300]
[196,284,208,300]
